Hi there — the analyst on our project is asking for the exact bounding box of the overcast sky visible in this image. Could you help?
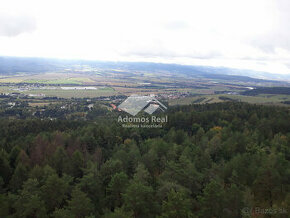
[1,0,290,74]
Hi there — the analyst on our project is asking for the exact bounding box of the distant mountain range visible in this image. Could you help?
[0,56,289,85]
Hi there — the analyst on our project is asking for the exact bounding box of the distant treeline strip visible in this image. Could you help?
[242,87,290,96]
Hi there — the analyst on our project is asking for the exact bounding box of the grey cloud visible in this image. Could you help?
[0,13,36,37]
[163,20,189,30]
[249,32,290,54]
[120,48,221,60]
[247,0,290,53]
[285,63,290,69]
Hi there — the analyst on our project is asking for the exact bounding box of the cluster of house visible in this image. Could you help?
[0,92,45,97]
[157,92,192,99]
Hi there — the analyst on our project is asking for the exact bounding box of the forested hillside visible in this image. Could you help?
[242,87,290,96]
[0,102,289,217]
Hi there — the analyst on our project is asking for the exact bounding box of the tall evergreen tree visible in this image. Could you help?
[67,187,94,218]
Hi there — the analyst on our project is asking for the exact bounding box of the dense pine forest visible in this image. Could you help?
[0,102,289,218]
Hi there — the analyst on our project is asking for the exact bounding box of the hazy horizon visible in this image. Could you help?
[1,0,290,75]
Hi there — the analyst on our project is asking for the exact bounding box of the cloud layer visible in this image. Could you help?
[0,13,36,37]
[0,0,290,75]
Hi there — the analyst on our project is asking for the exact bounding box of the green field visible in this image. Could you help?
[0,73,97,85]
[23,77,96,85]
[1,70,290,105]
[31,87,115,98]
[24,79,82,85]
[0,86,116,98]
[169,94,290,106]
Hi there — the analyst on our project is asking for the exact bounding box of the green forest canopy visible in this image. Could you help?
[0,102,289,217]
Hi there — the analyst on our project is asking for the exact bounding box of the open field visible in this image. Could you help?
[0,73,99,85]
[0,62,290,106]
[26,88,116,98]
[0,85,116,98]
[2,79,290,106]
[24,79,82,85]
[169,94,290,106]
[0,70,236,99]
[0,78,26,83]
